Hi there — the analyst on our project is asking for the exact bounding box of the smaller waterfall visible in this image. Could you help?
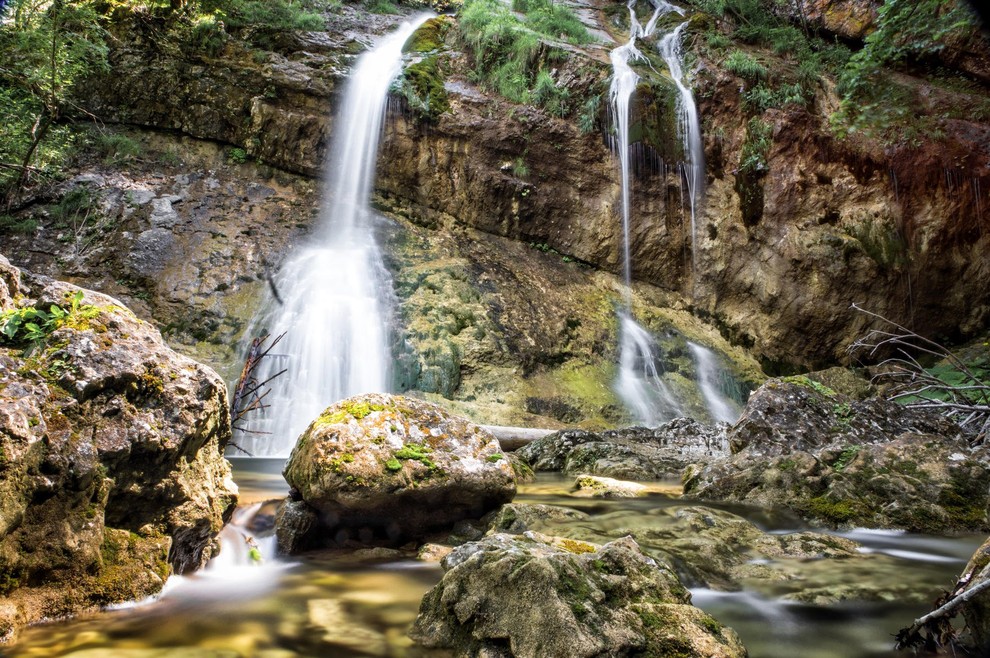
[615,313,684,426]
[611,0,686,426]
[688,341,740,424]
[657,21,704,276]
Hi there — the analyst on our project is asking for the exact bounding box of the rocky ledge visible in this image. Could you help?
[0,256,237,641]
[683,375,990,532]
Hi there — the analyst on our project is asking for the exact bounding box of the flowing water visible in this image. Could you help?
[656,20,704,278]
[5,464,981,658]
[233,17,431,457]
[688,340,741,423]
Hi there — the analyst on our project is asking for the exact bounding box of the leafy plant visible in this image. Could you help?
[0,290,99,352]
[227,147,248,164]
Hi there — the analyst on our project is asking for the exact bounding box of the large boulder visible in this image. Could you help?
[516,418,729,480]
[0,257,237,640]
[279,393,515,550]
[410,532,746,657]
[683,377,990,532]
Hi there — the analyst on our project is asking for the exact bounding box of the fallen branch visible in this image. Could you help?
[895,576,990,650]
[849,304,990,443]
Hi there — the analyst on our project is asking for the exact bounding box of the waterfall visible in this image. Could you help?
[656,21,704,276]
[234,16,431,457]
[610,0,686,426]
[687,341,740,424]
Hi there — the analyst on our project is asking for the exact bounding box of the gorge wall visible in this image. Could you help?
[2,0,988,426]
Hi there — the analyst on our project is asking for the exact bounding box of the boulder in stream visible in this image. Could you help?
[684,377,990,532]
[279,393,515,551]
[0,257,237,640]
[410,532,746,658]
[516,418,729,480]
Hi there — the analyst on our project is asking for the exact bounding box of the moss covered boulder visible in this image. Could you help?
[410,532,746,657]
[683,377,990,532]
[279,393,515,550]
[0,257,236,641]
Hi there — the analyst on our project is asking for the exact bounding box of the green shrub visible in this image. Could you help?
[577,94,601,134]
[723,50,766,82]
[457,0,589,108]
[739,117,772,176]
[227,147,248,164]
[94,133,142,164]
[0,214,38,234]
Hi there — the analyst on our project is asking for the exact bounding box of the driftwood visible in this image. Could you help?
[229,332,287,455]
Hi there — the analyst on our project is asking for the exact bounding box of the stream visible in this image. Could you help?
[2,458,981,657]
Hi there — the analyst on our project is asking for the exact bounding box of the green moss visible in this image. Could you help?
[385,458,403,472]
[401,55,451,121]
[487,453,504,463]
[343,400,387,419]
[832,445,859,472]
[316,409,350,425]
[801,495,864,524]
[404,16,450,53]
[395,443,437,470]
[782,375,837,398]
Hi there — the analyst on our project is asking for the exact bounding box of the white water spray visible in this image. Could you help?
[687,341,739,424]
[610,0,686,426]
[657,21,704,276]
[235,17,431,457]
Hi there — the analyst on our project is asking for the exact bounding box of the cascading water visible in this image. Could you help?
[235,17,431,457]
[687,340,740,424]
[610,0,686,426]
[656,20,704,276]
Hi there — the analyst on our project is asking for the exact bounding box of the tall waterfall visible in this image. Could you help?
[610,0,686,426]
[234,17,430,457]
[657,21,704,276]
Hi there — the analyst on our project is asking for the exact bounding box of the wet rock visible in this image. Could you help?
[278,393,515,550]
[683,378,990,532]
[516,418,728,480]
[482,503,589,535]
[0,261,236,640]
[573,474,648,498]
[488,501,950,604]
[410,532,746,658]
[307,599,388,656]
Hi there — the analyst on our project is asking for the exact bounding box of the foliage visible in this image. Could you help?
[93,132,142,164]
[738,117,771,176]
[0,290,99,351]
[227,146,248,164]
[577,93,601,134]
[0,0,109,202]
[833,0,979,143]
[695,0,851,115]
[457,0,590,112]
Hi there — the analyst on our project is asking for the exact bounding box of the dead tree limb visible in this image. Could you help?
[895,576,990,650]
[229,332,287,455]
[849,304,990,443]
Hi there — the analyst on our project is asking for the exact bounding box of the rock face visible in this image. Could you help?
[279,393,515,550]
[410,532,746,658]
[0,257,236,640]
[517,419,729,480]
[683,377,990,532]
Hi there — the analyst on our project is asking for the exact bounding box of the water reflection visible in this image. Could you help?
[3,465,982,658]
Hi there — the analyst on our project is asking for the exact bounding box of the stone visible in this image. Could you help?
[482,503,589,535]
[516,418,729,480]
[409,532,746,658]
[0,262,236,641]
[279,393,515,550]
[572,474,648,498]
[683,377,990,532]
